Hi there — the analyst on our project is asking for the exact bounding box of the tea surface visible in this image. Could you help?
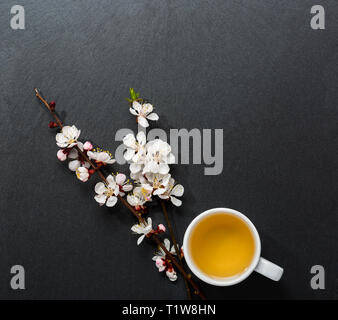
[189,213,255,278]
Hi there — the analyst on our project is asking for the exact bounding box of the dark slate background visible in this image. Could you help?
[1,1,338,300]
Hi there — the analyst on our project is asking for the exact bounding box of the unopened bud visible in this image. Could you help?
[49,101,56,110]
[83,141,93,151]
[48,121,58,128]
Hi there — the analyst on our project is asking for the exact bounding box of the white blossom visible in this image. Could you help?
[129,101,159,128]
[144,173,171,196]
[57,149,67,161]
[56,125,81,148]
[158,178,184,207]
[123,131,146,174]
[76,166,89,182]
[152,239,178,281]
[115,173,133,196]
[129,171,144,183]
[127,185,153,208]
[68,142,90,171]
[152,238,177,260]
[143,139,175,175]
[131,217,153,245]
[94,175,119,207]
[87,149,115,165]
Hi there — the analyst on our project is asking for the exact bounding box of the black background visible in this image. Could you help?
[1,1,338,299]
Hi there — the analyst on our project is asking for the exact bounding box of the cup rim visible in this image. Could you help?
[183,207,261,286]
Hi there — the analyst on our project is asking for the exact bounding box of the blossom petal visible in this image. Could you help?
[113,184,120,196]
[68,160,80,171]
[71,125,81,139]
[127,194,137,206]
[95,182,106,194]
[143,161,159,174]
[77,141,84,151]
[153,188,166,196]
[142,103,153,114]
[61,126,72,137]
[171,184,184,197]
[56,134,68,148]
[132,101,142,112]
[56,133,67,143]
[170,244,178,255]
[94,193,107,204]
[98,153,110,162]
[68,148,78,159]
[132,151,144,163]
[129,107,138,116]
[115,173,126,185]
[137,234,145,245]
[158,163,169,175]
[130,163,142,174]
[170,196,182,207]
[163,238,170,251]
[137,116,149,128]
[136,131,147,146]
[131,224,143,234]
[147,113,159,121]
[158,194,169,199]
[106,175,116,186]
[83,162,91,169]
[167,153,175,164]
[162,174,171,186]
[87,151,95,159]
[123,134,136,148]
[122,184,133,192]
[124,148,135,161]
[106,196,118,207]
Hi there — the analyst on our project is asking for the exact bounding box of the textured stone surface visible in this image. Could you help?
[1,0,338,299]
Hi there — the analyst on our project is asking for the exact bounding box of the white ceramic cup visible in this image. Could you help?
[183,208,284,286]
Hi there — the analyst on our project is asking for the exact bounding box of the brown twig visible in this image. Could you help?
[34,88,205,300]
[160,199,192,299]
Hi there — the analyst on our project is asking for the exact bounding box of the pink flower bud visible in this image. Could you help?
[49,101,56,110]
[83,141,93,151]
[157,224,166,233]
[57,149,67,161]
[48,121,58,128]
[166,269,177,281]
[155,258,165,272]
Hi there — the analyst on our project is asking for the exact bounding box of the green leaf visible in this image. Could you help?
[128,88,140,102]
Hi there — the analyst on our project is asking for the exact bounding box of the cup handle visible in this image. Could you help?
[254,257,284,281]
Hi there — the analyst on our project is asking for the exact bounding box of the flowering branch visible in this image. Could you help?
[126,89,192,299]
[34,88,205,300]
